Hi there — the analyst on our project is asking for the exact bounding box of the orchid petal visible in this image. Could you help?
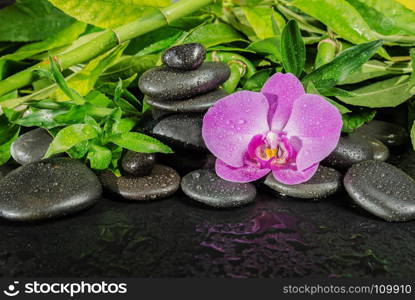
[272,163,319,185]
[283,94,342,170]
[261,73,305,131]
[202,91,270,167]
[216,159,270,183]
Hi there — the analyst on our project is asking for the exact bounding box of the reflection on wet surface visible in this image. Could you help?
[0,190,411,277]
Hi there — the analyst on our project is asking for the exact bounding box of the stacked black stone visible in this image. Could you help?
[138,43,231,153]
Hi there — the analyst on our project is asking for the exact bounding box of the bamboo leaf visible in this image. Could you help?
[337,75,415,108]
[55,44,127,101]
[346,0,415,36]
[45,124,99,157]
[338,60,412,85]
[292,0,389,58]
[342,109,376,133]
[184,23,246,48]
[1,22,87,62]
[303,40,383,89]
[47,0,171,29]
[87,144,112,170]
[110,132,173,154]
[280,20,305,77]
[0,0,74,42]
[242,6,284,40]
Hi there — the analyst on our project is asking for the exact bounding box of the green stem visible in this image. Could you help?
[315,38,337,69]
[0,0,214,97]
[223,61,246,93]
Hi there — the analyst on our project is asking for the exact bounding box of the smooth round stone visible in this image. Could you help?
[344,160,415,222]
[181,169,257,208]
[100,164,180,201]
[158,151,207,175]
[368,138,389,162]
[0,165,12,179]
[121,150,155,176]
[10,128,52,165]
[138,62,230,100]
[0,158,102,221]
[152,113,206,151]
[264,166,342,199]
[151,108,172,120]
[323,134,373,169]
[355,120,409,147]
[162,43,206,71]
[147,89,228,113]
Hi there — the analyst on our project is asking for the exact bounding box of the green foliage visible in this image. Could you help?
[280,20,305,77]
[47,0,171,29]
[0,0,74,42]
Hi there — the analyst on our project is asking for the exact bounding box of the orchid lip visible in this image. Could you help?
[247,131,295,170]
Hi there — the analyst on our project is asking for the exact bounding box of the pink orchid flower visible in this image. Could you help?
[202,73,342,185]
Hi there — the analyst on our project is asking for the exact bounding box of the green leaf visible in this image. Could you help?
[110,132,173,154]
[48,56,85,105]
[85,91,113,107]
[67,140,90,159]
[1,22,86,62]
[0,0,74,42]
[125,27,183,55]
[87,144,112,170]
[305,81,351,114]
[246,37,281,63]
[292,0,389,58]
[337,75,415,108]
[242,6,283,39]
[342,109,376,133]
[100,54,159,82]
[303,40,383,89]
[409,49,415,91]
[280,20,305,77]
[55,43,127,101]
[411,121,415,151]
[0,125,20,165]
[184,23,246,48]
[112,118,137,136]
[338,60,412,85]
[346,0,415,36]
[14,108,68,129]
[45,124,99,157]
[47,0,171,29]
[243,69,273,92]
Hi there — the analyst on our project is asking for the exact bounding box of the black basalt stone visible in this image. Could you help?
[100,164,181,201]
[0,158,102,221]
[138,62,230,100]
[181,169,257,208]
[147,89,228,113]
[162,43,206,71]
[344,160,415,222]
[121,150,156,177]
[264,166,342,199]
[368,138,389,162]
[151,113,206,152]
[355,120,409,147]
[323,134,373,169]
[10,128,52,165]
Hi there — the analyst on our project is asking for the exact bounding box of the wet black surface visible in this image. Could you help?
[0,188,414,278]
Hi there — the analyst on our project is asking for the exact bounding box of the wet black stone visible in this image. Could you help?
[323,134,373,169]
[264,166,342,199]
[162,43,206,71]
[355,120,409,147]
[368,138,389,162]
[181,169,257,208]
[151,108,172,120]
[152,113,206,152]
[344,160,415,222]
[158,151,207,175]
[121,151,155,176]
[138,62,230,100]
[0,165,12,179]
[147,89,228,113]
[0,158,102,222]
[100,165,180,201]
[10,128,52,165]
